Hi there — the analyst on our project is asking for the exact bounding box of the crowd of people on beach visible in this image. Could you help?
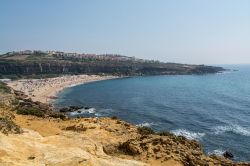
[8,75,113,102]
[18,76,79,93]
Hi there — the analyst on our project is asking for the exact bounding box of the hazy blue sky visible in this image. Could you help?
[0,0,249,64]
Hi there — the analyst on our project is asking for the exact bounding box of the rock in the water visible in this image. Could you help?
[59,107,70,113]
[223,151,234,159]
[69,106,83,110]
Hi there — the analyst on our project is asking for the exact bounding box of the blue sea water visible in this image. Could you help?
[54,65,250,161]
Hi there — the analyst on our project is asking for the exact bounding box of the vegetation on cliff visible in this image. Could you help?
[0,51,225,78]
[0,84,22,135]
[0,82,11,93]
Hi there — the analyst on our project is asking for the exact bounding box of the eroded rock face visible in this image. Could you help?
[0,129,147,166]
[104,133,250,166]
[0,59,225,77]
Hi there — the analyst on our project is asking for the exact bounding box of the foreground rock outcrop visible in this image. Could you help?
[0,121,146,166]
[1,113,250,166]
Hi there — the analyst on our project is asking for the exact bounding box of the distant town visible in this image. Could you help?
[3,50,158,63]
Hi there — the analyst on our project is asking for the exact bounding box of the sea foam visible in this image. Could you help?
[136,122,156,127]
[213,124,250,136]
[208,149,225,156]
[69,108,96,116]
[80,108,96,114]
[171,129,205,140]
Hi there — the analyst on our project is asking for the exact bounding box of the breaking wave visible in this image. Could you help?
[208,149,224,156]
[171,129,205,140]
[81,108,96,114]
[136,122,156,127]
[69,108,96,116]
[212,124,250,136]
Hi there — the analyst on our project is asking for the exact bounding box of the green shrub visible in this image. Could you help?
[49,112,67,120]
[137,126,155,135]
[11,99,19,106]
[157,131,175,137]
[0,117,22,134]
[0,82,11,94]
[17,107,45,117]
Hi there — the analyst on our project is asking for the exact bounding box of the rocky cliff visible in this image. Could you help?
[0,52,225,77]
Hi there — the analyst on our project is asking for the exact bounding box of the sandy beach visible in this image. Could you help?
[7,75,117,103]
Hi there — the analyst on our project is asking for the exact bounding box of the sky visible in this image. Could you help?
[0,0,249,64]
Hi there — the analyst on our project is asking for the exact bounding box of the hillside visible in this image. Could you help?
[0,51,224,78]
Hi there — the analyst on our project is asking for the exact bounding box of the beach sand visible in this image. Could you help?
[7,75,117,103]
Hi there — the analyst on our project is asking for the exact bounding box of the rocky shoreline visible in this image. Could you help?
[0,82,250,165]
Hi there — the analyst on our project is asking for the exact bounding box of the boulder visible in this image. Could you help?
[69,106,83,110]
[59,106,84,113]
[59,107,70,113]
[223,151,234,159]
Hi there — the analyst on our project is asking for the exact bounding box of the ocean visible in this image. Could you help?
[54,65,250,161]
